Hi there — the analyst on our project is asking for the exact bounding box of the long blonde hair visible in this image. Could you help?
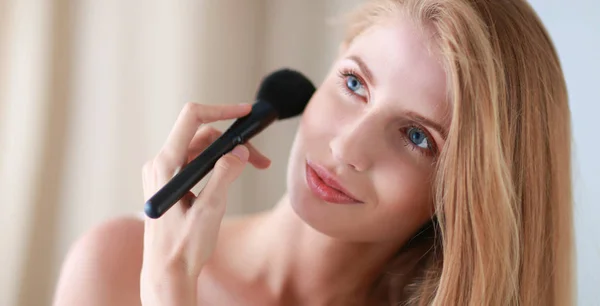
[342,1,574,305]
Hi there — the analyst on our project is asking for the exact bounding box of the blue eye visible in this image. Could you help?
[407,127,430,149]
[345,75,367,97]
[346,75,361,91]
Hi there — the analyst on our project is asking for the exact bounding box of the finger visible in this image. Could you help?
[160,103,251,166]
[245,142,271,169]
[186,126,222,162]
[181,191,196,208]
[192,145,249,213]
[187,127,271,169]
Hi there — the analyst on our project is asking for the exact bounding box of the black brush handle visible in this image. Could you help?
[144,101,278,219]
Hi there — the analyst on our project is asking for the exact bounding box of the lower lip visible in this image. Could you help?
[305,163,362,204]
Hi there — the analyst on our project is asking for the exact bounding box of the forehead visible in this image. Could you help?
[343,17,450,119]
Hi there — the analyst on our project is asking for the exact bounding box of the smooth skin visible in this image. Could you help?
[53,16,449,306]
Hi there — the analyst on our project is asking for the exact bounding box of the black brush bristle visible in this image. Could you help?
[256,68,316,119]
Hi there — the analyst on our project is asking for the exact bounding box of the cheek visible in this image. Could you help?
[295,83,350,154]
[302,85,347,133]
[287,88,339,196]
[379,160,434,201]
[370,162,435,236]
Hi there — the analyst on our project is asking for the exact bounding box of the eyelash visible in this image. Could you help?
[336,68,438,158]
[337,68,368,101]
[400,125,437,157]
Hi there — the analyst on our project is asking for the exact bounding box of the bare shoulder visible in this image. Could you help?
[53,216,144,306]
[52,212,267,305]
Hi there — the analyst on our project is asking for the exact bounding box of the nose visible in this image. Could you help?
[329,116,379,172]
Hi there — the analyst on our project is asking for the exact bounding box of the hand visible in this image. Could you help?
[140,103,270,306]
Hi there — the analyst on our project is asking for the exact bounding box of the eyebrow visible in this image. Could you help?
[406,111,448,140]
[348,55,376,86]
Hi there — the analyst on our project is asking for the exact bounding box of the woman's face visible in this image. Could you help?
[287,17,451,244]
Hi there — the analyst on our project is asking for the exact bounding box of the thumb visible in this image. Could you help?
[193,145,249,212]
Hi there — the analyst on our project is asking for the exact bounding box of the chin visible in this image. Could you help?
[289,186,350,240]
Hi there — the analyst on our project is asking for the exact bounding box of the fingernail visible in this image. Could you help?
[231,145,248,161]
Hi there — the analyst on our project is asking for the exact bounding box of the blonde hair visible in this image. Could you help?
[343,1,574,305]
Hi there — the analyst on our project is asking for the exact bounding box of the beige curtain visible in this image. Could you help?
[0,1,364,305]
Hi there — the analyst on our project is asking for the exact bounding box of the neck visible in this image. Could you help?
[248,195,405,305]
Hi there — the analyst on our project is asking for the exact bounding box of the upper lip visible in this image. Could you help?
[306,160,362,202]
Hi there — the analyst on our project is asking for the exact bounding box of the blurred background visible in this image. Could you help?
[0,0,598,305]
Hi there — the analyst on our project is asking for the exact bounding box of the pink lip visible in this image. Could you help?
[305,160,363,204]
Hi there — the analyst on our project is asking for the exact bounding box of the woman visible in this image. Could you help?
[53,0,574,305]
